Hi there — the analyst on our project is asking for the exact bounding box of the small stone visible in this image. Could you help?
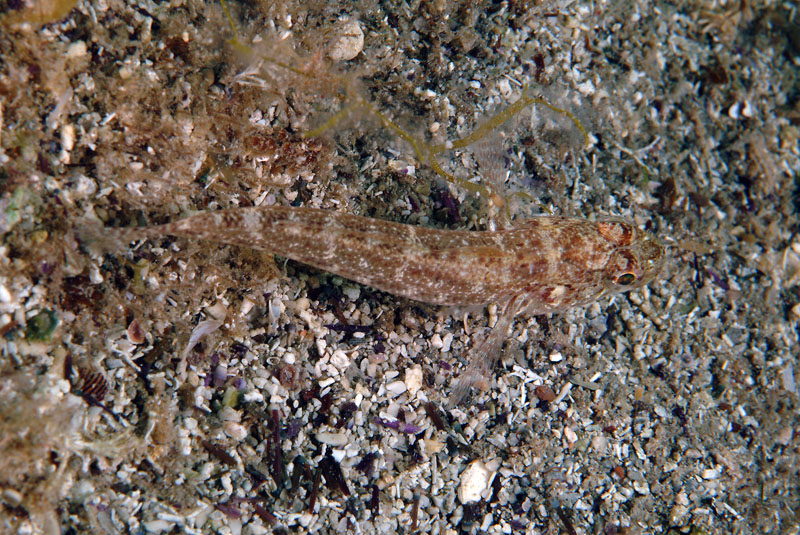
[441,333,453,352]
[330,350,350,371]
[458,460,492,504]
[0,284,11,303]
[143,520,171,533]
[61,123,75,152]
[25,309,58,342]
[775,426,794,446]
[239,297,255,317]
[591,435,608,453]
[497,78,512,98]
[670,504,688,524]
[295,297,311,311]
[386,380,407,396]
[405,365,423,396]
[127,318,145,344]
[563,426,578,446]
[612,465,626,480]
[742,100,754,118]
[701,468,720,479]
[548,352,563,362]
[535,385,555,402]
[421,438,445,455]
[319,377,335,389]
[224,421,248,441]
[342,286,360,300]
[67,41,87,59]
[316,431,349,447]
[328,20,364,62]
[2,488,23,507]
[781,365,797,395]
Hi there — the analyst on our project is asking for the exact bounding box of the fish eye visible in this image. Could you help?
[615,272,637,286]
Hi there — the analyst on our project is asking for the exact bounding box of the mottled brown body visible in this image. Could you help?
[104,205,664,403]
[118,206,664,311]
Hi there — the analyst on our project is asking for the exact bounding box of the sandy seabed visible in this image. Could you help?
[1,1,799,534]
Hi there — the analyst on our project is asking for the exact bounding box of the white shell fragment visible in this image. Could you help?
[458,460,492,504]
[224,421,248,441]
[316,431,349,447]
[405,365,423,396]
[328,20,364,62]
[386,379,407,397]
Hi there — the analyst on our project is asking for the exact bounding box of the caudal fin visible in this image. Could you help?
[74,220,154,255]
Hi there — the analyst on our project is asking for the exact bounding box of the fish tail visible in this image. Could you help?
[74,220,163,254]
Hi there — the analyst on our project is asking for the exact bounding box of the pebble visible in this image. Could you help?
[430,333,443,348]
[66,40,87,59]
[299,512,314,527]
[224,421,248,441]
[781,365,797,394]
[775,426,794,446]
[701,468,721,480]
[591,434,608,453]
[2,488,22,507]
[0,284,11,303]
[127,318,145,344]
[386,380,407,396]
[563,426,578,446]
[497,78,512,98]
[440,333,453,352]
[61,123,75,154]
[405,365,423,396]
[319,377,336,389]
[458,460,491,504]
[670,504,689,524]
[143,520,171,533]
[316,431,349,447]
[633,480,650,495]
[342,285,360,300]
[330,349,350,371]
[295,297,311,311]
[535,385,555,402]
[421,438,445,455]
[328,20,364,62]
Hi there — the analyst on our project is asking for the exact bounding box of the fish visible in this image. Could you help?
[86,205,665,402]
